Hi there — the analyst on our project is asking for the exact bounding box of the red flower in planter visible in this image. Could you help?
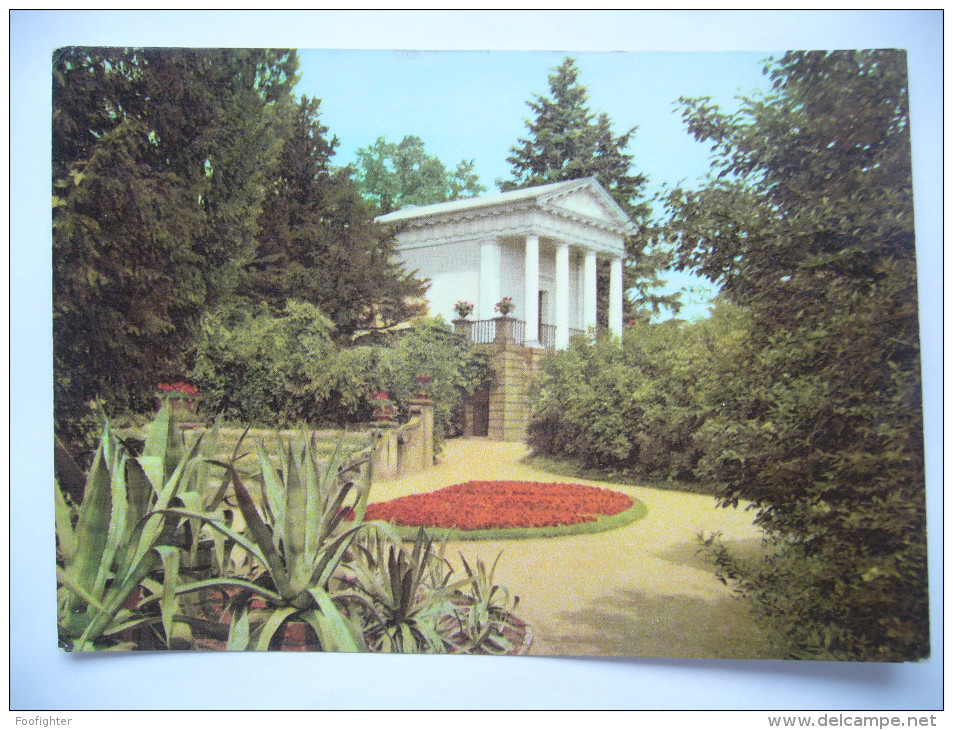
[157,382,199,397]
[494,297,515,316]
[372,390,396,420]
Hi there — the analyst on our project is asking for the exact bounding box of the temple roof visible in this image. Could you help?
[375,177,636,236]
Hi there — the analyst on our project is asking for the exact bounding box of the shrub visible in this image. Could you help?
[189,299,339,426]
[191,305,487,446]
[528,301,750,481]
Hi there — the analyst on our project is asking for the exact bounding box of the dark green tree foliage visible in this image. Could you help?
[353,135,486,214]
[663,51,927,660]
[53,48,298,442]
[247,98,427,336]
[501,57,678,319]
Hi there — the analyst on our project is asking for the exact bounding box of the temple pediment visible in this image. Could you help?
[376,177,634,251]
[537,181,633,232]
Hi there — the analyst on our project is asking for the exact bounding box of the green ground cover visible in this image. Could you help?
[523,453,719,497]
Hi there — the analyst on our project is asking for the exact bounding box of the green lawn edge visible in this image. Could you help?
[381,498,648,541]
[523,453,720,497]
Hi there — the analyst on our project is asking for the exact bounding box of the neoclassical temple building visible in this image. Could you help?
[378,176,631,348]
[377,177,634,440]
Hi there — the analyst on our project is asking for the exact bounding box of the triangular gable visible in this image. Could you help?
[546,188,617,222]
[538,178,634,232]
[377,176,634,237]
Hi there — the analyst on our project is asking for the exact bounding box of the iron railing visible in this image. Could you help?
[513,319,526,345]
[539,323,556,350]
[462,318,581,350]
[470,318,497,345]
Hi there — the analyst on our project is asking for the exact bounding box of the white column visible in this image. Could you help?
[609,256,624,336]
[583,250,598,332]
[479,240,501,320]
[524,234,540,346]
[555,242,570,349]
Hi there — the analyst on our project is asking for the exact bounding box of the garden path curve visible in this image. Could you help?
[371,438,776,659]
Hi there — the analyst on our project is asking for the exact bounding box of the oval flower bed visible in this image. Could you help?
[354,481,647,540]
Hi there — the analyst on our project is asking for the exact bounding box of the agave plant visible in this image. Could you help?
[449,552,527,655]
[55,405,205,651]
[338,526,461,653]
[163,432,376,651]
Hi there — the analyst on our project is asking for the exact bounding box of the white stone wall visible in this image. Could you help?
[399,241,480,323]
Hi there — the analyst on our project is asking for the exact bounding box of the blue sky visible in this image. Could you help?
[295,49,774,317]
[295,49,771,195]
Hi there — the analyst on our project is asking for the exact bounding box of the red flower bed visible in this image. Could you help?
[358,481,634,531]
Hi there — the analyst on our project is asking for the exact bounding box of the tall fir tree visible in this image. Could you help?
[247,98,428,336]
[501,57,678,319]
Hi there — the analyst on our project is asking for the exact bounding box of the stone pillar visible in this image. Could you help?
[371,425,399,481]
[479,240,501,320]
[583,250,598,332]
[453,318,473,342]
[409,396,435,471]
[486,340,553,442]
[555,241,570,349]
[609,256,624,336]
[493,316,515,345]
[524,233,540,347]
[463,397,476,438]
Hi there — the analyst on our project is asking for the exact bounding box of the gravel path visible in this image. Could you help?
[371,438,777,659]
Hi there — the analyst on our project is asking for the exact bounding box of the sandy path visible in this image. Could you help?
[371,438,776,659]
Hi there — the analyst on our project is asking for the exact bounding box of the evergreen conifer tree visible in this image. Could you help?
[247,98,428,337]
[52,47,298,441]
[501,57,678,319]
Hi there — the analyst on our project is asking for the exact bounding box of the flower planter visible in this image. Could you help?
[494,297,515,317]
[271,620,322,651]
[156,382,201,420]
[155,395,199,415]
[453,300,475,320]
[415,374,432,398]
[448,595,534,656]
[372,390,396,422]
[372,405,396,422]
